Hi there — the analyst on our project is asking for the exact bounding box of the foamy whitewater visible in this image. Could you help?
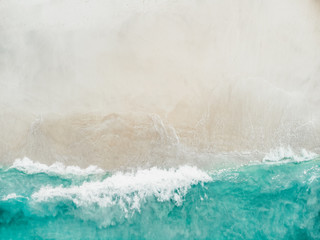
[1,0,320,239]
[1,150,320,239]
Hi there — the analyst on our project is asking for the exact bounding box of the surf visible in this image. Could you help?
[1,152,319,239]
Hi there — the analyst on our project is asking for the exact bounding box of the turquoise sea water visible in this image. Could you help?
[1,156,320,240]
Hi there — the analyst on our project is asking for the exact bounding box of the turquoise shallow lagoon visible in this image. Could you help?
[1,155,319,240]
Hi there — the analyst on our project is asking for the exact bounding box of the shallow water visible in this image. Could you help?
[1,153,319,240]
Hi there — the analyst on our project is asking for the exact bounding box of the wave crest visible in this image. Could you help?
[31,166,211,214]
[262,147,318,164]
[9,157,104,175]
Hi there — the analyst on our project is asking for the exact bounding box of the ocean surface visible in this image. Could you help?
[1,149,319,240]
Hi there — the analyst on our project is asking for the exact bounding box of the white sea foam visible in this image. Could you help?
[262,147,318,164]
[2,193,26,201]
[10,157,104,175]
[32,166,212,213]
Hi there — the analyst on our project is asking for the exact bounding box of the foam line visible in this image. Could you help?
[9,157,104,175]
[32,166,212,212]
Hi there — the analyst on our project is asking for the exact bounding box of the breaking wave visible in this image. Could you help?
[1,152,320,239]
